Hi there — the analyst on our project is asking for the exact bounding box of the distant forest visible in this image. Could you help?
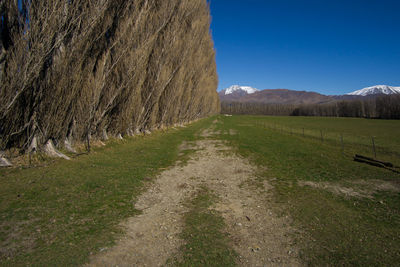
[221,95,400,119]
[0,0,220,152]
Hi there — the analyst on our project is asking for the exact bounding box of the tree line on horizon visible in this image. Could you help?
[221,94,400,119]
[0,0,220,153]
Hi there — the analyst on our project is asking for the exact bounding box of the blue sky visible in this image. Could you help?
[209,0,400,95]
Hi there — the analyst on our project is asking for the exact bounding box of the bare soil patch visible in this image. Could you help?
[88,127,301,266]
[299,179,400,199]
[351,179,400,193]
[298,181,371,199]
[207,148,301,266]
[229,129,238,135]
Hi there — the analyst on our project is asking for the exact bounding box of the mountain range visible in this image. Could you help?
[219,85,400,104]
[346,85,400,96]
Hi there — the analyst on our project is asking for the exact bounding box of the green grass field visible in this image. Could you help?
[1,114,399,266]
[0,117,214,266]
[249,116,400,162]
[215,115,400,266]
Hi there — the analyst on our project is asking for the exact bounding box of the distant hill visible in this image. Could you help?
[220,85,400,119]
[219,88,334,105]
[219,84,400,104]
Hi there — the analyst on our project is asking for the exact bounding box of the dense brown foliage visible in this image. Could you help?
[0,0,219,151]
[221,95,400,119]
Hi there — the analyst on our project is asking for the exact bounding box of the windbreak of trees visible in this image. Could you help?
[292,95,400,119]
[291,100,377,118]
[221,102,295,116]
[375,95,400,119]
[0,0,220,152]
[221,95,400,119]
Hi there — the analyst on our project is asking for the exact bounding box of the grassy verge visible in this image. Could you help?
[215,115,400,266]
[0,117,214,266]
[170,186,237,267]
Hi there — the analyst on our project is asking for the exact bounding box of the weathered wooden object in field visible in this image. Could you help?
[353,154,399,174]
[355,154,394,168]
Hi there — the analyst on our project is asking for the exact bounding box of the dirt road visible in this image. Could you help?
[88,124,301,266]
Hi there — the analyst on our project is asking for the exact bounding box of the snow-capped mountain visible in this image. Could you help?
[347,85,400,96]
[224,85,259,95]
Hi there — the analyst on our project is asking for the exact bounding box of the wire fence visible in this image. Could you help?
[252,120,400,165]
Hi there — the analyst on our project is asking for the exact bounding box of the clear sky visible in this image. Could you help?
[209,0,400,95]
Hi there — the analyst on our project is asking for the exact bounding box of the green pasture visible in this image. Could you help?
[0,117,214,266]
[1,114,399,266]
[215,115,400,266]
[241,115,400,164]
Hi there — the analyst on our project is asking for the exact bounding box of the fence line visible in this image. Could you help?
[253,120,400,161]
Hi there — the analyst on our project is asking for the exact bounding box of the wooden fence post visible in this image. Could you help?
[372,136,377,158]
[340,134,344,156]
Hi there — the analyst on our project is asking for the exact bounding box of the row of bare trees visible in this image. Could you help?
[0,0,220,152]
[221,102,294,116]
[291,95,400,119]
[221,95,400,119]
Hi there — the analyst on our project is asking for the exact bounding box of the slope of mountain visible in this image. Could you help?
[220,84,400,105]
[347,85,400,96]
[220,87,334,105]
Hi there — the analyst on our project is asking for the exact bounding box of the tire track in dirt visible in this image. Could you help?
[88,125,301,266]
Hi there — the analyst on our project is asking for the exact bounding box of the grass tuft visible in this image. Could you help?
[170,186,237,267]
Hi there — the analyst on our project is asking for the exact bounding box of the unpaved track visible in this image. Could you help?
[88,125,301,266]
